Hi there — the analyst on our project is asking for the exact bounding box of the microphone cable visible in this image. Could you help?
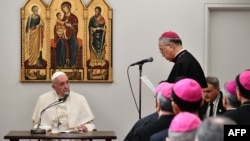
[127,66,139,114]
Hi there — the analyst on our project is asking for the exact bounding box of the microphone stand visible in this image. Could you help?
[128,58,153,120]
[138,64,143,119]
[31,97,66,134]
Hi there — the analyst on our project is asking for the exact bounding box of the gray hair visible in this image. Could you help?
[206,76,220,88]
[159,37,182,46]
[169,129,198,141]
[223,86,241,108]
[195,116,236,141]
[159,37,172,46]
[157,93,173,112]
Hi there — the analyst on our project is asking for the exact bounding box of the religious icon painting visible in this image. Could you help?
[20,0,113,82]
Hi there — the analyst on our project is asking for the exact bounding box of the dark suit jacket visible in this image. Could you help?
[124,112,158,141]
[132,114,175,141]
[223,101,250,124]
[150,128,168,141]
[199,92,226,119]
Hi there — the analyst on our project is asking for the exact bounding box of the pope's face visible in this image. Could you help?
[52,75,70,97]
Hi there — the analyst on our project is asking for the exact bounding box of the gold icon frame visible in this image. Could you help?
[20,0,113,82]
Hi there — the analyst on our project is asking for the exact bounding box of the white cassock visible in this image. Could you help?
[32,90,96,141]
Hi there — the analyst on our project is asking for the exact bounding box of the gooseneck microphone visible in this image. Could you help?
[129,57,153,66]
[59,93,69,102]
[31,92,69,134]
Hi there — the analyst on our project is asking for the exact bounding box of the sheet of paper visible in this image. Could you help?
[60,129,79,133]
[140,75,156,94]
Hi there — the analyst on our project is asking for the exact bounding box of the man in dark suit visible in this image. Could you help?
[130,82,175,141]
[124,82,175,141]
[199,76,226,119]
[223,70,250,124]
[151,78,203,141]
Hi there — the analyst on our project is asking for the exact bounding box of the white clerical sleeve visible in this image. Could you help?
[67,91,95,129]
[85,120,96,131]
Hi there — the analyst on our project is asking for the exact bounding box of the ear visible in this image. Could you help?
[155,100,160,112]
[236,87,242,102]
[154,98,158,109]
[200,98,205,107]
[172,101,180,114]
[168,43,175,50]
[52,84,55,89]
[222,96,227,109]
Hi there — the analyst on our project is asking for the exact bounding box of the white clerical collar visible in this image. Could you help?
[174,49,186,58]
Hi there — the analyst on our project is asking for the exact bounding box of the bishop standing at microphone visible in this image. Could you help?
[158,30,207,88]
[32,71,96,135]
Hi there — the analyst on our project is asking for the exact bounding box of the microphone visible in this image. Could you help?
[59,92,69,102]
[31,92,69,134]
[129,57,153,66]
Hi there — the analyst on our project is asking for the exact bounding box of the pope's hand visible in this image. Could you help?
[78,124,88,132]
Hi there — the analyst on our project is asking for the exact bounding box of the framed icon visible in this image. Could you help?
[21,0,113,82]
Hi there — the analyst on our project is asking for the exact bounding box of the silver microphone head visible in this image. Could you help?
[59,92,69,102]
[63,92,69,101]
[64,92,69,97]
[147,57,153,62]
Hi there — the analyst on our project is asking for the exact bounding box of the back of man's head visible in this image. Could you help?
[195,116,236,141]
[171,78,203,113]
[156,82,175,112]
[223,80,241,108]
[235,69,250,99]
[168,112,201,141]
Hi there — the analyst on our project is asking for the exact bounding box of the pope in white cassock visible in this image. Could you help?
[32,71,96,141]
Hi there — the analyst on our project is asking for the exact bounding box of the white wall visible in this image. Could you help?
[206,6,250,89]
[0,0,249,140]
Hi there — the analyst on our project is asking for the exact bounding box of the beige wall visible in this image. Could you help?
[0,0,249,140]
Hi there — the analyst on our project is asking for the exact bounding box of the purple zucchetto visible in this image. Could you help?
[172,78,202,102]
[155,82,175,99]
[169,112,201,132]
[239,70,250,91]
[160,31,180,39]
[224,80,237,96]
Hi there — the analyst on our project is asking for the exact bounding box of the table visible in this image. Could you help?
[4,131,117,141]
